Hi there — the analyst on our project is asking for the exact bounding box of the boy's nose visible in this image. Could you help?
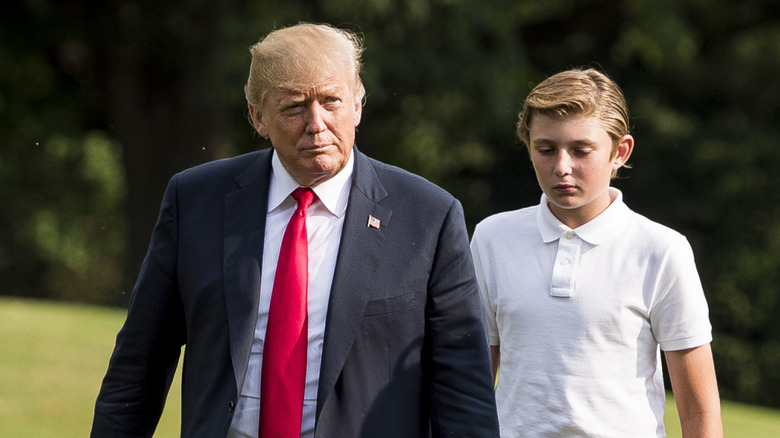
[554,151,573,176]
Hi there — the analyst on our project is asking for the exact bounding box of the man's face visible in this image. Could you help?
[529,113,631,228]
[250,78,362,187]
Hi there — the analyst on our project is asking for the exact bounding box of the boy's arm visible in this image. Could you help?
[665,343,723,438]
[490,345,500,384]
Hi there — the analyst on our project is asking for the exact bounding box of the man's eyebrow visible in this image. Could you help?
[316,85,345,96]
[278,85,345,100]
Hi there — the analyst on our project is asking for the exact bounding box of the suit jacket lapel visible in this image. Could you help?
[223,148,273,396]
[316,149,392,415]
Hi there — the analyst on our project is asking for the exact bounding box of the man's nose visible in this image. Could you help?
[305,103,327,134]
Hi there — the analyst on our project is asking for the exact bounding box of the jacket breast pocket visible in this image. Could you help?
[363,292,417,317]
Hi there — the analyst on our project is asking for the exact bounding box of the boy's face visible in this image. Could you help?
[528,113,632,228]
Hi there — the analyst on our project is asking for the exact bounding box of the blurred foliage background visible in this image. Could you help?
[1,0,778,408]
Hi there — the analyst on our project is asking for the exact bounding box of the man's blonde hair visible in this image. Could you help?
[516,68,630,157]
[244,23,366,109]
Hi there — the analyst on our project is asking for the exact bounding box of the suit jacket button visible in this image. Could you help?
[228,401,235,412]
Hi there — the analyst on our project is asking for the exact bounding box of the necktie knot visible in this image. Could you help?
[292,187,316,213]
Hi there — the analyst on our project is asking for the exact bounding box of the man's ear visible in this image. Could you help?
[353,100,363,128]
[248,103,269,138]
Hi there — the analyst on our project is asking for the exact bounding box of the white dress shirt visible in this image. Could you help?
[227,150,353,437]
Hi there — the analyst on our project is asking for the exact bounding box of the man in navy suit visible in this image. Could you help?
[91,22,499,437]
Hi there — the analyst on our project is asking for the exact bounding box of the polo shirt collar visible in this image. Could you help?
[537,187,630,245]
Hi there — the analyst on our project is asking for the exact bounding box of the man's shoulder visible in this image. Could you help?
[360,153,454,202]
[174,149,271,185]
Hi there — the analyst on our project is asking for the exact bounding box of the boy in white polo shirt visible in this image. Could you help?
[470,68,722,437]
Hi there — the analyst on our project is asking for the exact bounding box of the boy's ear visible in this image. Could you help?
[613,134,634,169]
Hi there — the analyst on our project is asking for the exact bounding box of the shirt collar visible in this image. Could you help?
[537,187,630,245]
[268,148,354,217]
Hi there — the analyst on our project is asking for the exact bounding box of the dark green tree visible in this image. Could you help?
[0,1,126,304]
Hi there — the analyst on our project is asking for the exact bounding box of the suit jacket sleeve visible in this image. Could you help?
[91,175,186,437]
[425,199,500,436]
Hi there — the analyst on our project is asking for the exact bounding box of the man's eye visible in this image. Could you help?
[282,103,304,113]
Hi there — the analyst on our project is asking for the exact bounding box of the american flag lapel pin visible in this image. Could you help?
[367,215,381,229]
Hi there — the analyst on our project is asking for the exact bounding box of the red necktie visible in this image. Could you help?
[260,187,316,437]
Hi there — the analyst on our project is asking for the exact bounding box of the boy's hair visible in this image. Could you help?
[516,68,630,157]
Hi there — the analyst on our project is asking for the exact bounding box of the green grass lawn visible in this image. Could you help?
[2,296,780,437]
[0,297,181,437]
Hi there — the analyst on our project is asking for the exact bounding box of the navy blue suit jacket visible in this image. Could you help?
[92,147,499,437]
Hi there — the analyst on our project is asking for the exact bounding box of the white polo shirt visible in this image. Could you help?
[470,188,712,437]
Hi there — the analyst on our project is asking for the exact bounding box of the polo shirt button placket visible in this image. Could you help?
[551,231,580,298]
